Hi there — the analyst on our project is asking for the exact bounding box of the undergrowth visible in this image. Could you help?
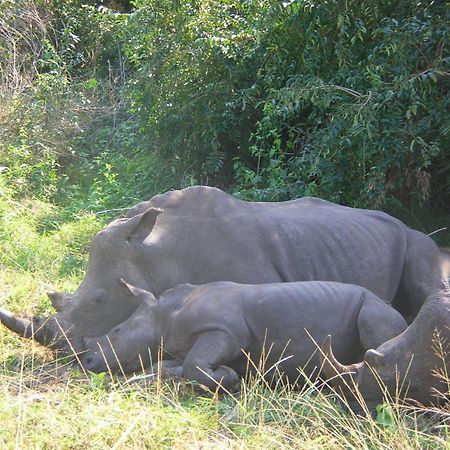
[1,0,448,211]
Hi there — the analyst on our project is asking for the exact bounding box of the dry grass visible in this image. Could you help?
[0,0,51,101]
[0,345,448,449]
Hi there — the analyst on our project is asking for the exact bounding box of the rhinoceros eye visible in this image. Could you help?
[94,294,107,305]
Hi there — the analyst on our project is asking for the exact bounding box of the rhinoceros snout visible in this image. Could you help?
[81,337,110,373]
[82,353,107,373]
[83,356,93,368]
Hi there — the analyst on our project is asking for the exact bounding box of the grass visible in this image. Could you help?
[0,193,449,449]
[0,354,448,449]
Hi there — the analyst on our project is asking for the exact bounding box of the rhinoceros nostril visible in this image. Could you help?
[85,357,93,365]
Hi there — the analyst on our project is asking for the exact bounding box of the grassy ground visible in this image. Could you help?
[0,194,449,449]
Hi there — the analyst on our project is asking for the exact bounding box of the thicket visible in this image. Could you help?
[0,0,449,216]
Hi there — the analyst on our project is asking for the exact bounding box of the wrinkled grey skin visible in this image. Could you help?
[0,186,442,353]
[321,287,450,406]
[82,281,407,390]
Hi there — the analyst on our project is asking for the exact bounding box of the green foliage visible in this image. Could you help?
[76,0,445,208]
[376,403,395,428]
[122,0,266,182]
[1,0,448,212]
[0,175,102,281]
[231,1,449,206]
[0,0,176,212]
[88,371,108,390]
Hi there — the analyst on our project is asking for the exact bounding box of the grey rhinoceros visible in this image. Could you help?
[0,186,443,355]
[321,287,450,406]
[82,281,407,388]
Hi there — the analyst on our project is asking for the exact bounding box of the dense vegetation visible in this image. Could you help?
[0,0,449,447]
[1,0,449,211]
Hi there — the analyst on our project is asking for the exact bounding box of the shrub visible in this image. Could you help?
[1,0,448,213]
[121,1,449,207]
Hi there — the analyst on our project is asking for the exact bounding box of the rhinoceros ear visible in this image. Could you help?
[363,349,385,368]
[125,207,164,242]
[118,279,156,303]
[47,291,69,312]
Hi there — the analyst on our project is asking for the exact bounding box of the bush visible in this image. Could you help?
[231,1,448,207]
[122,1,449,208]
[0,0,177,210]
[0,0,448,214]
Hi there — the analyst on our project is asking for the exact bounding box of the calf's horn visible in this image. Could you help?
[0,307,56,347]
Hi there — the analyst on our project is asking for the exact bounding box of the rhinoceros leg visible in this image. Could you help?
[182,331,241,392]
[156,359,184,378]
[357,292,408,350]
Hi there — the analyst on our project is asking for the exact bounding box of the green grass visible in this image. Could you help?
[0,193,449,449]
[0,354,448,449]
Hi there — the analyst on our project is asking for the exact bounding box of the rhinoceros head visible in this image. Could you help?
[82,280,160,373]
[320,303,450,407]
[320,335,397,405]
[0,208,164,355]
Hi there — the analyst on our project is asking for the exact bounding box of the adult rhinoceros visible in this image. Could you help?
[321,287,450,406]
[0,186,443,355]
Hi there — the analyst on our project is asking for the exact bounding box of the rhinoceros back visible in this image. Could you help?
[133,190,409,303]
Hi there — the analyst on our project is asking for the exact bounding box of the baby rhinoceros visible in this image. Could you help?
[82,281,407,391]
[321,287,450,406]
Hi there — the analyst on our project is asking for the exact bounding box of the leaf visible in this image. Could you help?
[376,403,394,427]
[89,371,107,389]
[83,78,98,90]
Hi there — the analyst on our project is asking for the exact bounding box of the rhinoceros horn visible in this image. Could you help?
[320,335,349,375]
[0,307,59,348]
[320,335,358,391]
[47,291,68,312]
